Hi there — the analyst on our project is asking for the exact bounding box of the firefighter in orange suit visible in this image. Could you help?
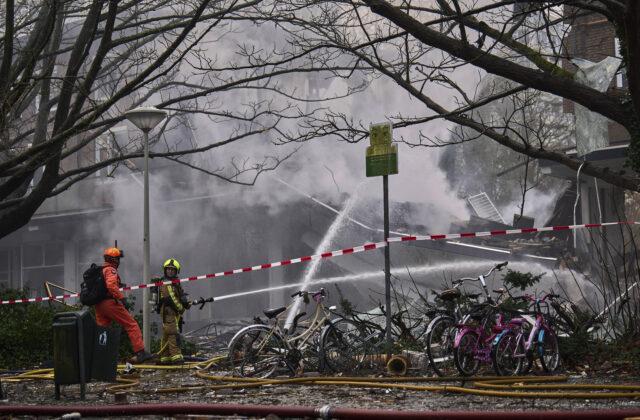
[94,246,156,364]
[158,258,190,365]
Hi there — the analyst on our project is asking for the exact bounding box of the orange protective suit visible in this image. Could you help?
[94,261,144,353]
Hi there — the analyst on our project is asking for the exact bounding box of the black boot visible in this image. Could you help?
[131,349,157,364]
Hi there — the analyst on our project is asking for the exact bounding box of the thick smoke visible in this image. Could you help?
[11,9,567,326]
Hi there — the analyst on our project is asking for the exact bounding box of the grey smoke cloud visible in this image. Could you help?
[501,188,562,227]
[66,11,566,323]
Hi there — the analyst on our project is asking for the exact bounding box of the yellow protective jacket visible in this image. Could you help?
[159,280,187,313]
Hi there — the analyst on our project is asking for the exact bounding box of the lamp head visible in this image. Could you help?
[124,107,167,132]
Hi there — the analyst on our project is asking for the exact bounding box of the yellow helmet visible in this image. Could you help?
[163,258,180,275]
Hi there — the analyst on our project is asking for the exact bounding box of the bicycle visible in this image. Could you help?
[447,262,521,376]
[227,288,335,378]
[423,280,482,376]
[319,305,409,373]
[490,293,561,376]
[424,262,509,376]
[318,315,379,373]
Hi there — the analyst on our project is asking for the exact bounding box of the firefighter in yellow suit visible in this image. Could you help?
[158,258,191,365]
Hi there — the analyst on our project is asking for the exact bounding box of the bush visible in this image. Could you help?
[0,287,74,369]
[503,269,545,291]
[559,335,640,372]
[559,330,594,366]
[0,288,169,368]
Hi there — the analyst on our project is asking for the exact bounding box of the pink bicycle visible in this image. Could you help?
[490,293,561,375]
[451,263,512,376]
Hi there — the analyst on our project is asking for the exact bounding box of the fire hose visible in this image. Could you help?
[0,403,639,419]
[4,368,640,418]
[5,364,640,399]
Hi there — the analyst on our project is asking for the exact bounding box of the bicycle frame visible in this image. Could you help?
[447,263,511,376]
[493,294,556,362]
[432,262,507,340]
[277,296,332,349]
[452,263,510,355]
[228,289,334,376]
[454,310,506,362]
[344,313,389,357]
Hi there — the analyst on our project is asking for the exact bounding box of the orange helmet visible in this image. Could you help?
[104,246,124,265]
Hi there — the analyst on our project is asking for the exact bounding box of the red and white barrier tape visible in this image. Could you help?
[385,221,637,243]
[0,241,386,305]
[1,221,636,305]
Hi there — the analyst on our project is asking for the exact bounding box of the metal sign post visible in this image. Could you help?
[366,122,398,360]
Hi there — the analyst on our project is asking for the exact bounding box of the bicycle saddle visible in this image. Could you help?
[263,306,287,318]
[439,289,461,301]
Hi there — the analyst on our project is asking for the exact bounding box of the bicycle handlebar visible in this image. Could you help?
[453,261,509,285]
[291,288,326,298]
[520,293,560,302]
[496,261,508,270]
[490,261,508,275]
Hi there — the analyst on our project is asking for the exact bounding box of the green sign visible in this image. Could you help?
[366,122,398,177]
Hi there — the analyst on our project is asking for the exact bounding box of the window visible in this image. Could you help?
[614,38,627,89]
[95,137,113,177]
[23,243,44,267]
[21,242,65,297]
[95,125,128,177]
[77,239,98,282]
[0,249,9,289]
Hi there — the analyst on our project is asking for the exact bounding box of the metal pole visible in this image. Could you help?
[142,130,150,351]
[383,175,391,360]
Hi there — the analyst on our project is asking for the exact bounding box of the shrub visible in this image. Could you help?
[503,269,545,291]
[0,287,73,369]
[0,288,168,367]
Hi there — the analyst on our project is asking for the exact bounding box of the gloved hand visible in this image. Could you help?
[121,297,131,311]
[180,298,191,310]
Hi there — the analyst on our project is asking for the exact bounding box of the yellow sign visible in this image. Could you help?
[369,123,392,146]
[366,122,398,177]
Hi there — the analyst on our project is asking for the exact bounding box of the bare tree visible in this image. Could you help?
[4,1,639,240]
[0,0,357,239]
[235,0,640,192]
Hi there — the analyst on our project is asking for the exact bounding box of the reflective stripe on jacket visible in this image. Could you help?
[160,282,184,313]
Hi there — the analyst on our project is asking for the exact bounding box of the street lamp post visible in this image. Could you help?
[124,106,167,351]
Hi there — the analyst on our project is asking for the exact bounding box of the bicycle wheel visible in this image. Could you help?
[537,326,560,372]
[291,323,322,373]
[320,318,369,373]
[227,325,287,378]
[453,330,480,376]
[491,330,524,376]
[425,315,458,377]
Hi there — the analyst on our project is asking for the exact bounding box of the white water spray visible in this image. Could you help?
[213,263,469,302]
[214,259,595,309]
[282,183,364,332]
[275,177,408,237]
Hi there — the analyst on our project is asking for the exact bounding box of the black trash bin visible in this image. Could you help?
[91,325,120,382]
[52,310,95,400]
